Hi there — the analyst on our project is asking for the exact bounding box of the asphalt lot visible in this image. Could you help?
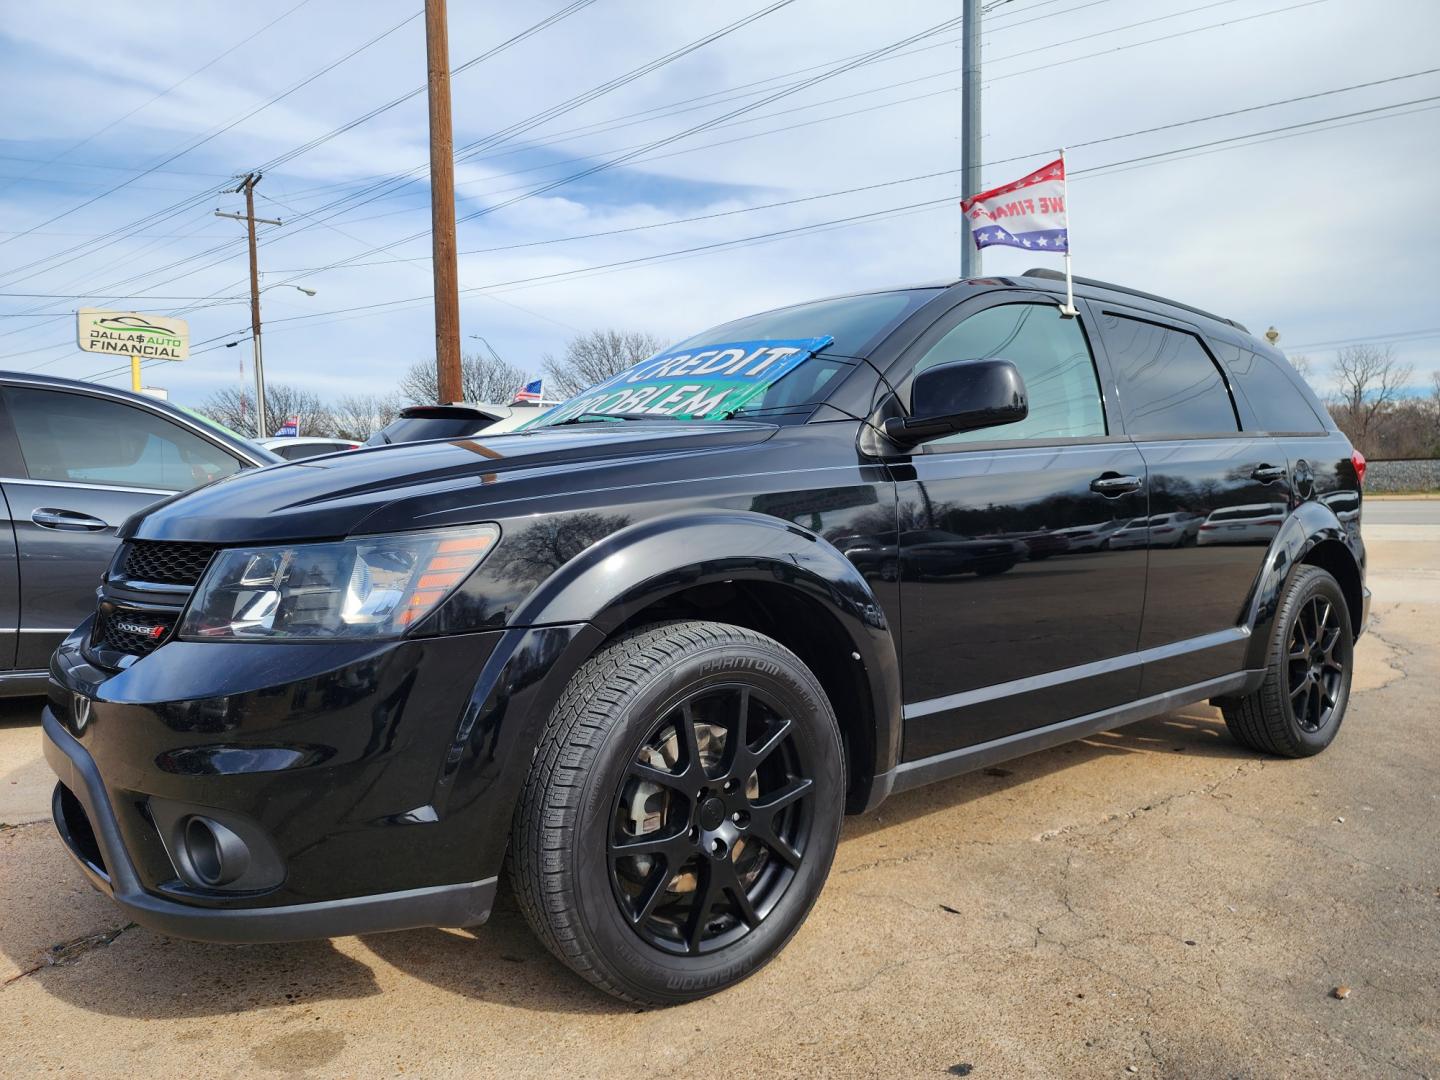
[2,502,1437,1078]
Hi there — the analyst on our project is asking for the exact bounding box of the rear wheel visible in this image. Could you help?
[510,621,844,1005]
[1223,565,1353,757]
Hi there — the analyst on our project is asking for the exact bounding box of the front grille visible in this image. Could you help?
[93,607,177,657]
[120,540,218,586]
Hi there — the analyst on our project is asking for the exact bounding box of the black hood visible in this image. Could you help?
[126,421,776,544]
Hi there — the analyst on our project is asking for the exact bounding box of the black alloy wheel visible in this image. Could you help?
[608,684,815,956]
[511,620,844,1005]
[1287,593,1346,732]
[1223,564,1353,757]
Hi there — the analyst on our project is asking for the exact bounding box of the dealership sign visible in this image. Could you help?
[76,309,189,360]
[536,337,834,426]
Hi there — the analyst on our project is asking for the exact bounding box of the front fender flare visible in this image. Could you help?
[509,508,902,808]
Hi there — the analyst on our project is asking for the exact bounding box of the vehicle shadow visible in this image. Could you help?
[0,706,1251,1020]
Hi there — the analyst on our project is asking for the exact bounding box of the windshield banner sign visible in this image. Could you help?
[536,336,834,426]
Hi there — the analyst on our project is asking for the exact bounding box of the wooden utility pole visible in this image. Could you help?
[425,0,462,404]
[216,173,281,438]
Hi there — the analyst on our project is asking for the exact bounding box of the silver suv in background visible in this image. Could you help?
[0,373,277,695]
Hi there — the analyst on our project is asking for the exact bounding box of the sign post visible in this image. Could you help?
[76,310,189,391]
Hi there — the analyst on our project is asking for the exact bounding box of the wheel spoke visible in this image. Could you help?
[1292,614,1311,653]
[676,702,703,778]
[685,862,724,953]
[1289,672,1313,701]
[628,760,689,792]
[715,856,760,927]
[609,828,687,860]
[750,812,803,868]
[752,775,813,815]
[629,863,675,927]
[748,716,794,771]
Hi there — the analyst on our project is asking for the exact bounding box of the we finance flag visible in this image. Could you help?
[961,157,1069,253]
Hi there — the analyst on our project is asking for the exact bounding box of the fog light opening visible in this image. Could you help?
[181,815,250,887]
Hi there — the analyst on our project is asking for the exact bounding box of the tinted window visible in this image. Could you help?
[7,388,243,491]
[911,303,1106,445]
[1223,348,1325,432]
[1100,314,1238,436]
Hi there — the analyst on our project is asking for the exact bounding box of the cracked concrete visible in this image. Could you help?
[0,520,1436,1078]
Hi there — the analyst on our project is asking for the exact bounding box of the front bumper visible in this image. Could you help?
[44,709,495,942]
[43,618,597,944]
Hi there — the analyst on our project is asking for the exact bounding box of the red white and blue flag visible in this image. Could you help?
[512,378,543,404]
[276,414,299,437]
[961,156,1069,253]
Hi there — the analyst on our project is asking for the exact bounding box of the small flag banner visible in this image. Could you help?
[276,414,299,437]
[961,157,1068,253]
[512,378,543,404]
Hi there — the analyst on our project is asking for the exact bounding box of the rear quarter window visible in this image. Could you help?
[1221,347,1327,433]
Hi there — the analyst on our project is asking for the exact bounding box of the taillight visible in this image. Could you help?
[1352,449,1367,486]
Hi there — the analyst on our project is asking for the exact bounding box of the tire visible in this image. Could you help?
[510,620,845,1005]
[1222,565,1353,757]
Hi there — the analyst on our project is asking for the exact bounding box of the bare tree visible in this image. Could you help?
[330,394,404,440]
[195,383,336,439]
[541,329,666,398]
[399,352,528,405]
[1329,344,1414,455]
[1288,353,1313,381]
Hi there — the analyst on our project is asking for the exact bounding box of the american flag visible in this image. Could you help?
[512,378,543,403]
[961,157,1069,254]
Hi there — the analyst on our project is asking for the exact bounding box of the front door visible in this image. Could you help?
[0,385,245,670]
[1087,304,1293,695]
[888,293,1149,761]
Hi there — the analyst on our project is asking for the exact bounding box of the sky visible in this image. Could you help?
[1,0,1438,410]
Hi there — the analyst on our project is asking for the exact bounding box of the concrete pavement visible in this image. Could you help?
[1,507,1436,1078]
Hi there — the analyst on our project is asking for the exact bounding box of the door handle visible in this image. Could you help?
[1089,473,1142,497]
[31,507,111,532]
[1250,464,1288,483]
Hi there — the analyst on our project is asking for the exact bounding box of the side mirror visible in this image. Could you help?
[882,358,1028,448]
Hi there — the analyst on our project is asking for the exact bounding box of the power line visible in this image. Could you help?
[0,0,315,197]
[123,99,1434,359]
[0,0,1259,319]
[0,1,607,313]
[242,70,1440,279]
[0,8,423,271]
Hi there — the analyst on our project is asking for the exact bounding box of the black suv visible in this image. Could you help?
[42,272,1367,1005]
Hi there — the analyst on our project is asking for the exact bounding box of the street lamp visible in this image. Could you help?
[245,285,317,435]
[1265,326,1281,346]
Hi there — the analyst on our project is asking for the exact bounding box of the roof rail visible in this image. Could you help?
[1020,268,1248,332]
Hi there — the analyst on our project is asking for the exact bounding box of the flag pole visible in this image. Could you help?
[1058,147,1078,318]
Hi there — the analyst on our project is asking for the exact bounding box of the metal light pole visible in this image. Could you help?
[960,0,983,279]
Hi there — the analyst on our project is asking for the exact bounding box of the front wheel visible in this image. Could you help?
[510,621,845,1005]
[1222,565,1353,757]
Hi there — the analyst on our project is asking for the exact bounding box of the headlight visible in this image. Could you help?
[177,525,499,641]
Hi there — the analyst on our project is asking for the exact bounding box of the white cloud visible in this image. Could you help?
[2,0,1437,404]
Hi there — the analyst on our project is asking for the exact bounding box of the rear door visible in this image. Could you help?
[0,385,246,669]
[1088,304,1292,694]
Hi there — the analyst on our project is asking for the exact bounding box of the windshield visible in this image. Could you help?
[526,289,936,429]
